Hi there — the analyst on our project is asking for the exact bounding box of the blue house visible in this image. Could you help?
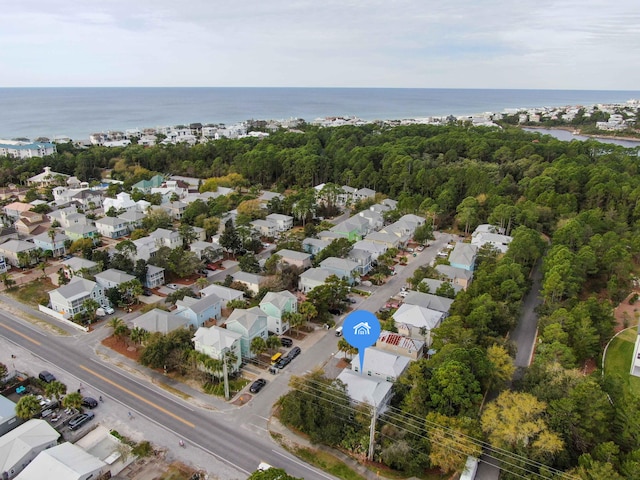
[448,243,478,271]
[174,294,222,328]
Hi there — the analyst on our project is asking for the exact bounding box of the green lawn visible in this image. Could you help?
[605,328,640,397]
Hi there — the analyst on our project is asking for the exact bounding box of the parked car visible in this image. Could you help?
[82,397,98,409]
[335,326,343,337]
[275,356,291,369]
[399,291,409,298]
[328,308,342,316]
[280,337,293,347]
[142,288,153,296]
[249,379,267,393]
[38,371,56,383]
[385,302,400,309]
[287,346,301,359]
[437,251,448,258]
[68,411,95,431]
[206,263,218,271]
[166,284,180,290]
[416,245,425,252]
[102,305,115,315]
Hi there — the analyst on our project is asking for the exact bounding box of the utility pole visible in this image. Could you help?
[368,405,377,461]
[223,355,230,401]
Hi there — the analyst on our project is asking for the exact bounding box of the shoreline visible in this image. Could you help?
[520,125,640,143]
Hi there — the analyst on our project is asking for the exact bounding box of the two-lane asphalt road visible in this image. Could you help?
[0,313,336,480]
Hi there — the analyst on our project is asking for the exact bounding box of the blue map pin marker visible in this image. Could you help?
[342,310,381,375]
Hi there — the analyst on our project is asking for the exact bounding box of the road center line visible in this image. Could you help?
[79,364,196,428]
[0,322,42,345]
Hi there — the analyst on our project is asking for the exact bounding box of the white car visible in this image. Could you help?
[258,462,272,471]
[399,291,409,298]
[166,284,180,290]
[102,305,115,315]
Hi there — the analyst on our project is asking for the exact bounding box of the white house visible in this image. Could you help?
[403,291,454,315]
[95,217,129,239]
[392,303,444,344]
[351,347,411,382]
[471,231,513,254]
[61,257,99,279]
[298,268,334,293]
[48,277,106,318]
[14,442,107,480]
[199,284,245,307]
[251,219,277,238]
[0,395,18,437]
[265,213,293,232]
[193,326,243,375]
[232,272,266,295]
[26,166,65,186]
[149,228,182,249]
[0,419,60,479]
[336,369,393,410]
[145,265,165,288]
[103,192,139,214]
[132,308,190,334]
[94,268,136,290]
[319,257,360,284]
[0,240,36,267]
[132,236,158,261]
[353,187,376,202]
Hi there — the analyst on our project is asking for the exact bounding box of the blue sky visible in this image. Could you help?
[2,0,639,89]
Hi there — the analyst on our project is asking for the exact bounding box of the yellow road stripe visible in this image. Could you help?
[79,364,196,428]
[0,322,41,345]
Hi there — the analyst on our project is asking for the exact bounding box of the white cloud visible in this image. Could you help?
[0,0,639,88]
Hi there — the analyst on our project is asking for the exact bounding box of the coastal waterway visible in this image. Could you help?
[523,127,640,148]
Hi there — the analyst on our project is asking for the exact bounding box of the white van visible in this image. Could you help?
[335,326,343,337]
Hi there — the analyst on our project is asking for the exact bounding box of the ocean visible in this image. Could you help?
[1,87,639,141]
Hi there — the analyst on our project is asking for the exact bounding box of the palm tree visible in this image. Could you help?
[48,228,57,256]
[195,277,209,291]
[283,312,305,337]
[298,302,317,329]
[62,391,83,410]
[107,317,125,332]
[0,273,16,290]
[38,262,47,279]
[130,327,149,346]
[114,324,130,344]
[251,337,267,357]
[371,272,386,286]
[15,395,42,419]
[266,335,281,354]
[45,380,67,402]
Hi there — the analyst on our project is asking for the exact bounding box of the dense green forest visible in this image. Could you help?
[4,124,640,478]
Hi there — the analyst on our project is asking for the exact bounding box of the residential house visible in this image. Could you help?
[449,243,479,271]
[352,347,411,383]
[103,192,142,214]
[132,308,190,334]
[189,241,222,261]
[298,268,334,293]
[347,248,372,275]
[199,284,245,307]
[376,330,424,360]
[330,217,369,241]
[0,140,55,161]
[260,290,297,334]
[317,231,345,242]
[51,187,102,210]
[3,202,32,221]
[0,226,19,244]
[149,228,182,250]
[174,294,222,328]
[131,174,165,194]
[32,231,69,257]
[336,369,393,410]
[15,211,49,236]
[381,198,398,210]
[95,217,129,239]
[403,291,454,315]
[364,231,403,249]
[14,441,107,480]
[257,191,283,206]
[26,166,67,187]
[64,223,99,243]
[48,277,106,318]
[319,257,360,284]
[48,206,89,229]
[117,210,145,232]
[192,326,243,374]
[265,213,293,232]
[94,268,135,290]
[0,255,7,274]
[0,419,60,479]
[419,278,463,297]
[251,219,277,238]
[144,265,165,288]
[0,240,36,267]
[340,185,356,206]
[275,249,312,270]
[302,237,330,256]
[224,307,269,358]
[351,240,387,260]
[358,210,384,231]
[471,231,513,254]
[151,181,187,203]
[0,395,19,437]
[232,271,266,294]
[435,264,474,289]
[162,201,187,220]
[61,257,99,279]
[352,187,376,203]
[392,303,444,344]
[132,236,158,262]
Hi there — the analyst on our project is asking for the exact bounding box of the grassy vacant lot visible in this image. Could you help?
[8,278,53,307]
[294,447,366,480]
[605,328,640,397]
